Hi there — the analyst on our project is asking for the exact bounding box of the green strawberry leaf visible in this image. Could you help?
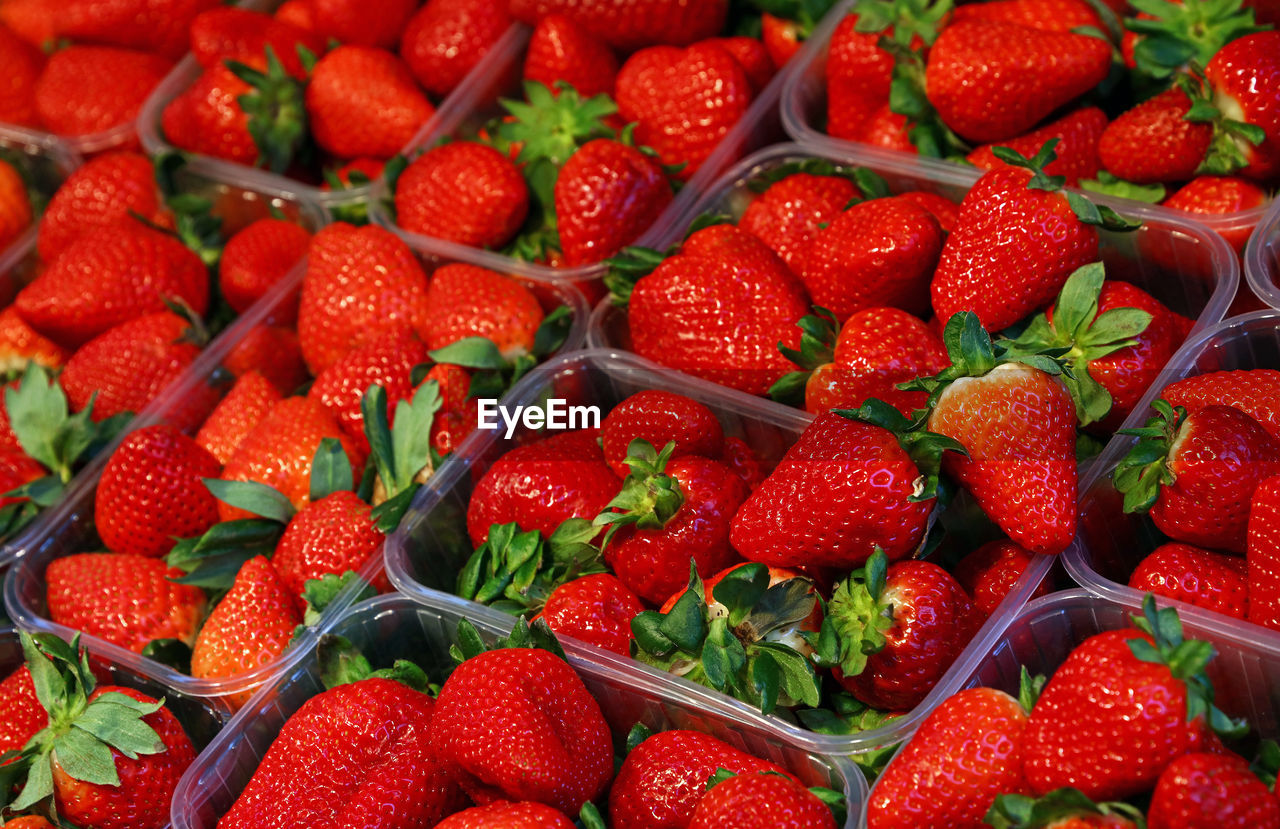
[202,478,296,524]
[532,304,573,359]
[362,380,442,504]
[985,787,1147,829]
[578,801,608,829]
[1113,401,1184,513]
[166,518,283,591]
[497,81,619,167]
[300,570,375,627]
[370,483,422,534]
[1018,666,1047,713]
[710,562,770,628]
[776,306,839,388]
[881,36,970,159]
[1126,0,1266,81]
[603,246,672,307]
[318,633,376,689]
[226,45,310,175]
[1079,171,1167,204]
[594,439,684,550]
[9,749,54,812]
[624,723,654,755]
[309,437,354,502]
[818,550,892,677]
[427,337,509,370]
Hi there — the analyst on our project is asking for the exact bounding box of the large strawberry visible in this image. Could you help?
[1097,87,1214,184]
[1249,474,1280,630]
[160,62,262,166]
[1148,752,1280,828]
[33,46,171,138]
[506,0,728,52]
[218,218,310,322]
[36,151,169,263]
[534,572,644,656]
[305,46,435,160]
[1204,30,1280,181]
[394,141,531,251]
[1160,368,1280,440]
[1128,541,1248,619]
[400,0,512,97]
[736,163,864,272]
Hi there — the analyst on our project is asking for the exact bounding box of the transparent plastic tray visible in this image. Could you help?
[1062,309,1280,647]
[365,9,851,285]
[169,593,867,829]
[0,125,81,294]
[383,347,1055,757]
[1245,195,1280,310]
[2,246,589,705]
[587,143,1240,386]
[858,587,1280,827]
[778,2,1271,257]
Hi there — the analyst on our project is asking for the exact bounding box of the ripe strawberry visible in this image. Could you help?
[534,572,644,656]
[425,361,479,456]
[1115,402,1280,553]
[420,263,544,356]
[1098,88,1212,184]
[437,801,575,828]
[296,223,432,375]
[0,448,45,511]
[306,46,435,160]
[37,152,169,264]
[619,224,810,396]
[737,166,863,272]
[0,306,68,375]
[1162,176,1269,254]
[466,429,620,547]
[898,189,960,232]
[400,0,512,98]
[218,218,310,322]
[196,370,282,465]
[220,676,463,827]
[1204,31,1280,181]
[1161,368,1280,440]
[1248,474,1280,630]
[0,23,43,127]
[17,222,209,350]
[967,107,1108,186]
[924,21,1111,144]
[46,553,206,652]
[615,42,752,180]
[188,6,324,79]
[823,12,917,141]
[0,664,45,756]
[708,35,775,95]
[762,14,803,67]
[948,0,1104,31]
[56,0,219,58]
[1023,597,1241,800]
[95,425,221,560]
[984,790,1143,828]
[222,324,310,394]
[556,138,672,267]
[1129,541,1248,619]
[160,63,261,166]
[429,645,613,813]
[273,490,385,606]
[800,195,942,321]
[523,13,619,98]
[954,539,1052,616]
[689,770,836,829]
[506,0,728,52]
[730,410,941,569]
[394,141,530,250]
[1149,752,1280,828]
[307,0,416,48]
[610,729,788,829]
[0,158,31,254]
[189,555,301,700]
[34,46,171,138]
[599,389,724,478]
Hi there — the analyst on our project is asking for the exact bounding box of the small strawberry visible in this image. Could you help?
[273,490,385,607]
[535,572,645,656]
[420,263,545,356]
[222,324,309,394]
[306,46,435,160]
[1149,751,1280,828]
[556,138,673,267]
[218,218,310,323]
[308,0,416,48]
[0,157,31,254]
[689,769,838,829]
[708,35,776,95]
[599,389,724,478]
[400,0,512,98]
[522,13,619,98]
[955,539,1052,616]
[968,107,1108,186]
[1129,541,1248,619]
[1248,474,1280,630]
[0,664,45,756]
[394,141,530,250]
[506,0,728,52]
[1162,176,1269,254]
[0,307,69,375]
[1161,368,1280,441]
[189,6,325,79]
[36,151,168,263]
[1204,31,1280,181]
[195,370,282,465]
[33,46,171,138]
[1097,87,1213,184]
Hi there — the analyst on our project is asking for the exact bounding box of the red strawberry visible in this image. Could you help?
[615,42,752,180]
[196,370,282,465]
[898,190,960,232]
[56,0,219,58]
[420,263,544,356]
[308,0,416,48]
[1115,402,1280,553]
[954,539,1051,616]
[218,218,310,323]
[948,0,1103,31]
[394,141,530,250]
[34,46,171,138]
[506,0,728,52]
[0,23,43,127]
[609,729,787,829]
[0,158,31,256]
[719,435,766,491]
[855,102,916,153]
[1248,474,1280,630]
[429,645,613,813]
[425,361,479,456]
[867,687,1031,829]
[556,138,672,267]
[1204,31,1280,181]
[1128,541,1248,619]
[708,36,775,95]
[534,572,644,656]
[0,448,45,510]
[1162,176,1269,254]
[188,6,324,79]
[437,801,575,828]
[222,324,310,395]
[924,21,1111,144]
[1161,369,1280,441]
[297,223,432,375]
[306,46,435,160]
[46,554,206,652]
[968,107,1108,186]
[95,425,221,559]
[1148,752,1280,828]
[599,389,724,478]
[823,13,901,141]
[160,63,262,166]
[762,14,802,67]
[984,790,1143,828]
[523,13,619,98]
[0,664,46,756]
[273,490,384,606]
[737,168,862,272]
[37,152,169,264]
[690,770,836,829]
[0,306,69,375]
[400,0,512,98]
[1098,88,1212,184]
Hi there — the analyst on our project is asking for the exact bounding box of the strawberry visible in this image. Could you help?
[1204,31,1280,181]
[737,164,864,272]
[800,195,942,322]
[1129,541,1248,618]
[949,0,1104,31]
[273,490,385,606]
[306,46,435,160]
[730,409,947,569]
[1122,0,1265,81]
[0,306,68,375]
[160,63,262,167]
[218,218,310,322]
[45,554,206,652]
[1161,368,1280,440]
[506,0,728,51]
[188,6,324,79]
[222,324,310,394]
[307,0,416,48]
[466,429,620,547]
[898,189,960,232]
[95,425,221,560]
[0,23,43,127]
[708,35,776,95]
[437,801,576,828]
[615,224,810,396]
[33,46,171,138]
[690,770,837,829]
[1114,402,1280,552]
[400,0,512,98]
[931,142,1137,334]
[610,729,788,829]
[1149,751,1280,828]
[196,370,282,464]
[534,572,644,656]
[556,138,672,267]
[420,263,544,356]
[954,539,1052,616]
[55,0,219,58]
[984,790,1143,828]
[1023,596,1243,800]
[0,664,45,756]
[296,223,432,375]
[924,21,1111,144]
[1098,88,1213,184]
[0,157,31,254]
[425,361,479,456]
[394,141,530,250]
[968,107,1108,186]
[615,42,752,180]
[1248,474,1280,630]
[306,332,429,454]
[1162,176,1269,254]
[920,314,1079,555]
[189,555,301,701]
[523,13,619,98]
[429,639,613,813]
[599,389,724,478]
[36,152,169,264]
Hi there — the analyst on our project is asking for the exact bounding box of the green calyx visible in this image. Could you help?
[1126,0,1268,81]
[1174,68,1269,177]
[770,306,839,407]
[455,518,605,614]
[834,396,966,503]
[1079,170,1168,204]
[1018,665,1048,713]
[300,570,375,628]
[1127,593,1247,740]
[881,36,971,160]
[226,45,310,175]
[448,615,569,665]
[153,151,225,269]
[603,245,673,307]
[1001,262,1153,427]
[1112,398,1185,513]
[317,633,430,693]
[794,690,902,738]
[744,0,841,34]
[497,81,619,168]
[984,787,1148,829]
[854,0,953,45]
[362,380,442,533]
[631,563,822,715]
[991,140,1142,232]
[808,549,893,678]
[425,304,573,401]
[593,439,685,551]
[5,633,168,815]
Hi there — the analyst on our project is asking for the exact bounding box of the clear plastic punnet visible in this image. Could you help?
[1245,194,1280,309]
[382,347,1056,758]
[857,588,1280,827]
[1062,309,1280,646]
[365,10,850,286]
[0,125,81,282]
[168,593,868,829]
